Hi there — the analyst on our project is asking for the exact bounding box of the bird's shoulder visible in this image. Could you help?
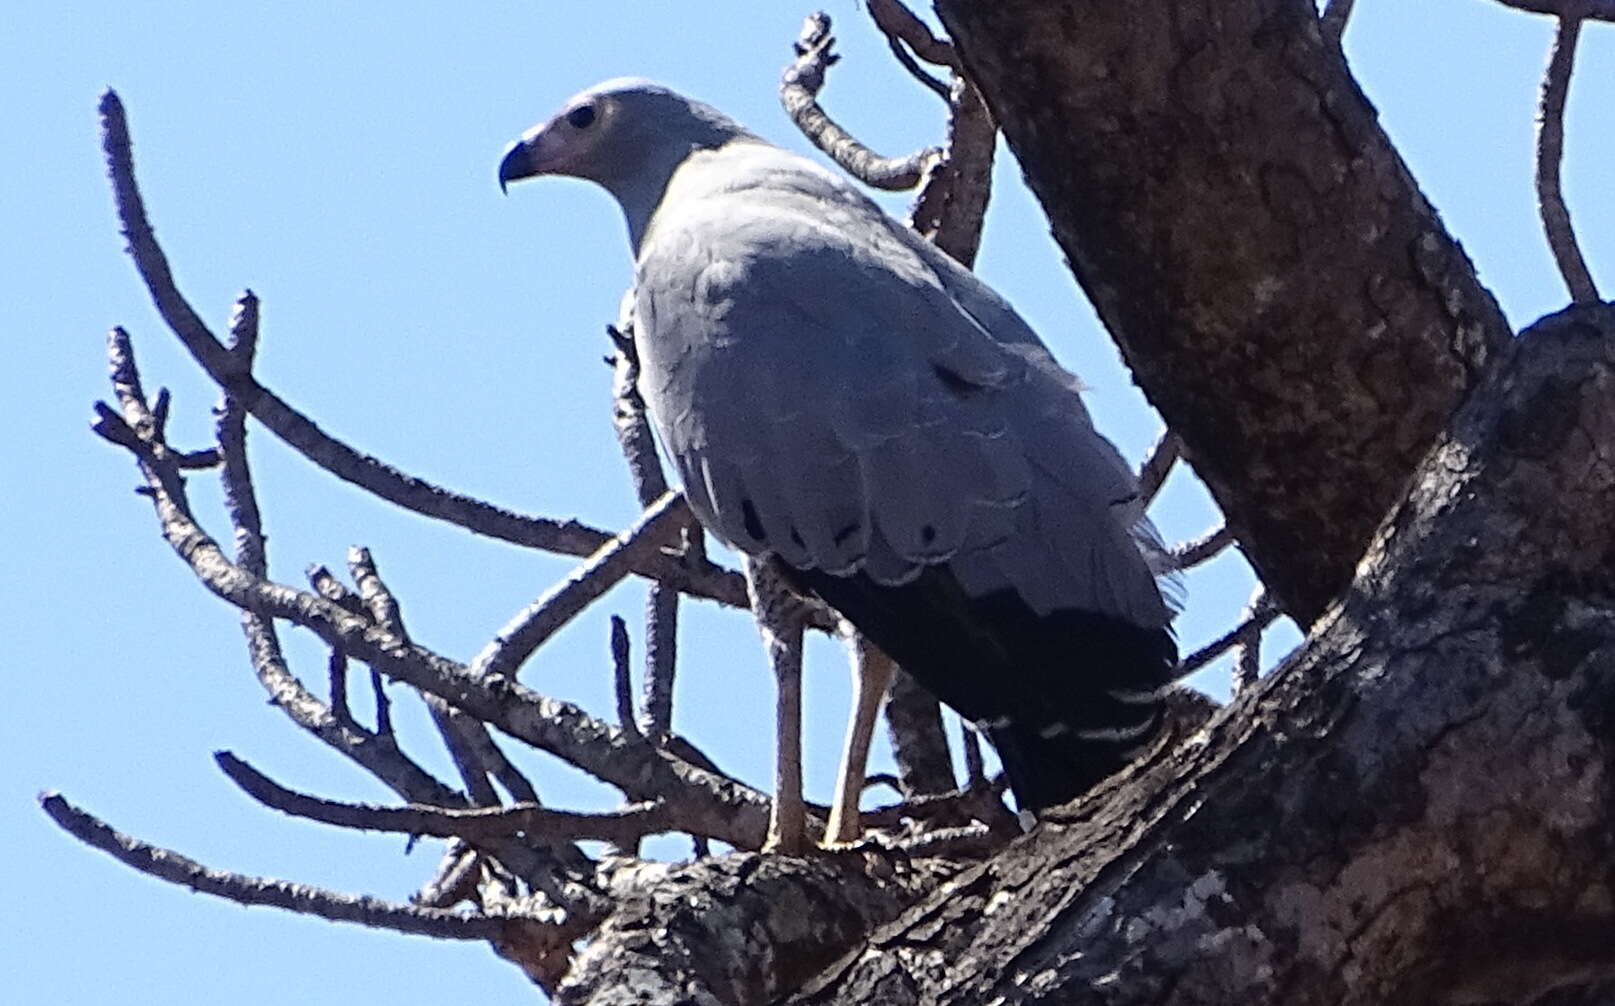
[639,141,929,284]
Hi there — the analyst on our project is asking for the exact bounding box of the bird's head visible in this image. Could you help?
[498,78,750,198]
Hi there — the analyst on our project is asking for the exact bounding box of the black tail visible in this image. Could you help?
[784,564,1178,812]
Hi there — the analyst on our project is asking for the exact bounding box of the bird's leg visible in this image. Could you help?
[825,629,896,846]
[743,556,808,855]
[766,620,806,854]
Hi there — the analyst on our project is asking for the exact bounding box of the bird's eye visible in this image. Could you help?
[566,104,597,130]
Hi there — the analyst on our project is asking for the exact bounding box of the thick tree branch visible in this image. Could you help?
[933,0,1513,625]
[789,303,1615,1005]
[558,853,960,1005]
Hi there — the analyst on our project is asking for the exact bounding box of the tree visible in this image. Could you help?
[37,1,1615,1003]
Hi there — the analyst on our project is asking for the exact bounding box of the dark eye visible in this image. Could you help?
[565,104,596,129]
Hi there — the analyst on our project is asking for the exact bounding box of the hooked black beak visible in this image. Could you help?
[498,139,537,194]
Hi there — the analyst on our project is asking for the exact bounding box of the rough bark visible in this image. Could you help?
[933,0,1513,624]
[556,853,959,1004]
[784,305,1615,1005]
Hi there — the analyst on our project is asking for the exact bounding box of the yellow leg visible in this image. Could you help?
[824,631,896,846]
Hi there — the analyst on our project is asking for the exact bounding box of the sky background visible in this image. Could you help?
[5,3,1611,1003]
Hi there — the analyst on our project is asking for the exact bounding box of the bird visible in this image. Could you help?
[498,79,1178,848]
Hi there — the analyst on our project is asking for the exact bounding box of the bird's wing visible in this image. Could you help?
[634,150,1168,629]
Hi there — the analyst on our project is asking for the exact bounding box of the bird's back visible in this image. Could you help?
[633,135,1178,810]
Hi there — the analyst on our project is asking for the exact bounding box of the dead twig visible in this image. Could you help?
[1170,525,1234,571]
[468,491,691,682]
[1182,591,1280,676]
[91,340,778,846]
[780,14,940,190]
[883,670,957,797]
[98,94,749,610]
[1231,588,1273,693]
[414,842,481,909]
[1535,5,1602,304]
[121,323,460,806]
[1138,431,1181,506]
[866,0,954,100]
[217,752,680,846]
[610,615,640,740]
[867,0,959,69]
[608,320,684,735]
[1493,0,1615,21]
[41,792,511,941]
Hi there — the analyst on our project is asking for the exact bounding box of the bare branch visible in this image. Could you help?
[907,75,997,267]
[1181,591,1280,676]
[639,584,680,736]
[884,822,1002,859]
[608,320,683,736]
[96,354,779,847]
[96,90,756,613]
[1319,0,1356,45]
[859,778,1013,836]
[414,842,481,909]
[40,792,509,941]
[216,752,680,847]
[469,491,691,682]
[1234,637,1263,695]
[110,323,456,806]
[1493,0,1615,21]
[1169,524,1234,571]
[429,699,503,806]
[1536,7,1602,304]
[866,0,955,100]
[867,0,959,68]
[608,322,670,506]
[350,546,407,635]
[1232,587,1273,694]
[308,565,363,612]
[1137,430,1181,506]
[327,648,353,724]
[780,13,940,190]
[370,667,394,737]
[883,670,957,797]
[458,719,541,805]
[961,721,986,789]
[346,547,510,806]
[609,615,640,741]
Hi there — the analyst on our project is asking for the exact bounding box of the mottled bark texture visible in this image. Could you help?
[785,305,1615,1005]
[933,0,1513,624]
[557,852,959,1004]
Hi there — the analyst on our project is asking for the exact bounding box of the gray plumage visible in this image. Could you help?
[500,79,1178,810]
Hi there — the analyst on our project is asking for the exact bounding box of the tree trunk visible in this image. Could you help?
[934,0,1513,624]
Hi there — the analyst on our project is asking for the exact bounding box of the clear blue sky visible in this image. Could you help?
[5,3,1609,1003]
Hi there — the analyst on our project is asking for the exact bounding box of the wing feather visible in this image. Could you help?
[634,144,1170,630]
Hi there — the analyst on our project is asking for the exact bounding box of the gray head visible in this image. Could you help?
[498,79,754,243]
